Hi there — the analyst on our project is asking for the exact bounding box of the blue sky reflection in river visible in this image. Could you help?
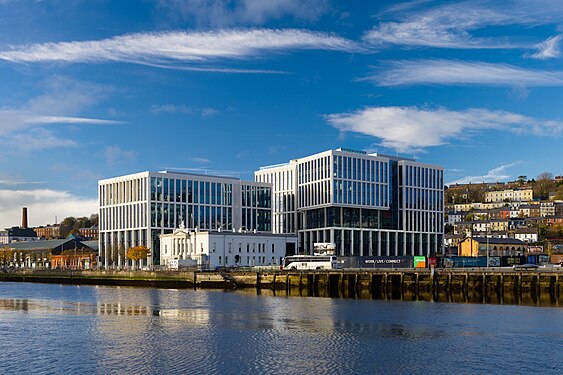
[0,282,561,374]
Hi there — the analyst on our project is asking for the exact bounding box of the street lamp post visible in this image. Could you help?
[486,230,490,268]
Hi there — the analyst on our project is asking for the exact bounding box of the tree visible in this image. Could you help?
[126,246,151,270]
[89,214,99,227]
[58,215,97,238]
[517,175,527,184]
[0,247,14,268]
[555,184,563,200]
[534,172,555,200]
[59,217,77,238]
[538,224,548,241]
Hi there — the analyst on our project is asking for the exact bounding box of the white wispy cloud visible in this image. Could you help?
[325,106,563,153]
[0,29,360,69]
[151,104,219,117]
[365,0,563,50]
[103,145,136,165]
[447,162,520,185]
[188,157,212,164]
[155,0,330,27]
[151,104,192,114]
[4,128,77,151]
[530,34,562,59]
[0,77,121,151]
[0,180,45,186]
[368,60,563,86]
[0,189,97,229]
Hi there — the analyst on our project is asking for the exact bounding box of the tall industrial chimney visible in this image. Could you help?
[22,207,28,229]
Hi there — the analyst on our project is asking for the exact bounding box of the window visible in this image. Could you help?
[212,242,216,253]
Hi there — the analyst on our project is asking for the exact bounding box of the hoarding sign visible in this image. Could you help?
[501,256,526,267]
[168,259,178,270]
[314,242,336,254]
[354,256,413,269]
[488,256,500,267]
[414,256,426,268]
[443,257,487,268]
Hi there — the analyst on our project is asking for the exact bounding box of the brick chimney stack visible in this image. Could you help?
[22,207,28,229]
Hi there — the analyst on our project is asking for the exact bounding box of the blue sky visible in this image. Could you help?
[1,0,563,228]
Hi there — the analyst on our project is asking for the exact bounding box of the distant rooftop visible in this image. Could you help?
[258,148,418,170]
[258,162,291,171]
[470,237,525,245]
[157,170,241,181]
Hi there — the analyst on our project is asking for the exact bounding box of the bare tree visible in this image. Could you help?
[535,172,555,200]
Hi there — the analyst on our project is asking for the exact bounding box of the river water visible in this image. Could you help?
[0,282,561,374]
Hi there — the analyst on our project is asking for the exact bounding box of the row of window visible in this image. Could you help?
[255,168,294,192]
[402,187,443,211]
[401,165,443,189]
[100,204,147,231]
[401,210,443,233]
[298,156,331,184]
[150,204,234,231]
[298,180,332,208]
[333,180,389,207]
[164,241,276,257]
[333,155,388,184]
[272,193,296,213]
[150,177,234,206]
[100,177,147,206]
[241,208,272,232]
[301,207,395,230]
[241,185,271,208]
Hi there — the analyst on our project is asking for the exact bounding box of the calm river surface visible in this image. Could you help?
[0,282,561,374]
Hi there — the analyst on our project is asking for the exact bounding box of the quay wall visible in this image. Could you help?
[1,269,561,304]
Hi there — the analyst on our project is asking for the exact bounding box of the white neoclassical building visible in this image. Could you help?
[160,223,297,269]
[255,148,444,257]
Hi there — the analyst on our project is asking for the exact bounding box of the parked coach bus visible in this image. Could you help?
[283,255,339,270]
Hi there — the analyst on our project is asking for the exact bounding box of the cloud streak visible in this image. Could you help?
[368,60,563,87]
[103,145,136,165]
[325,106,563,153]
[151,104,219,117]
[530,34,562,59]
[0,29,360,69]
[447,162,520,185]
[0,77,122,152]
[365,0,563,50]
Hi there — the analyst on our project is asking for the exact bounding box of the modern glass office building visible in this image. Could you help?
[98,171,271,267]
[255,148,444,256]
